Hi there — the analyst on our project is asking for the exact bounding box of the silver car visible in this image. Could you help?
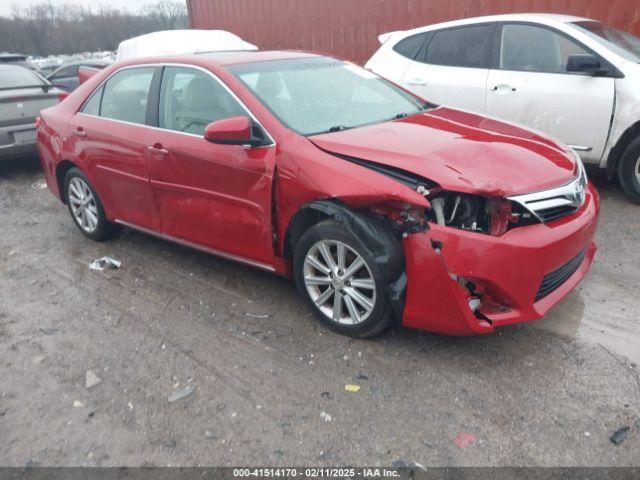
[0,65,61,160]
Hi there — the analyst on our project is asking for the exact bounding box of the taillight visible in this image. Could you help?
[35,116,41,128]
[58,92,70,102]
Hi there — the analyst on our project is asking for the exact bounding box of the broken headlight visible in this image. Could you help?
[427,191,536,235]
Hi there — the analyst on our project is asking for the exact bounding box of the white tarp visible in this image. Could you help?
[116,29,258,61]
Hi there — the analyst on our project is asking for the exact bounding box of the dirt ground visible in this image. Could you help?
[0,156,639,467]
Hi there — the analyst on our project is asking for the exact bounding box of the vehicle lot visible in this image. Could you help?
[0,157,639,466]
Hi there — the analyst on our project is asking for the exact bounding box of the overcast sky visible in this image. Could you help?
[0,0,186,16]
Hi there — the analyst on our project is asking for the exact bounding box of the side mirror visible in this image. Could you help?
[204,116,264,147]
[566,54,606,75]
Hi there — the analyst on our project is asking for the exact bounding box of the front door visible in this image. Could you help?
[486,23,615,162]
[147,66,276,266]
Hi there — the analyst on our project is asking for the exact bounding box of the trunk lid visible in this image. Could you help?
[0,87,60,128]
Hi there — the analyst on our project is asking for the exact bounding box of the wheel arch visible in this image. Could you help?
[285,199,407,320]
[606,120,640,176]
[55,159,79,204]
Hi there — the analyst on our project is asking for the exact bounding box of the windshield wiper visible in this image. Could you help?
[325,125,351,133]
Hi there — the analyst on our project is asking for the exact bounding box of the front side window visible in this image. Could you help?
[100,67,155,125]
[229,57,425,136]
[571,21,640,63]
[159,67,246,136]
[51,65,79,79]
[423,25,493,68]
[0,65,46,89]
[500,24,589,73]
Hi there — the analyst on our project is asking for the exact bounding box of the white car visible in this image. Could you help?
[366,14,640,203]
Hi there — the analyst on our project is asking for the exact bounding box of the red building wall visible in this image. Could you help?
[187,0,640,65]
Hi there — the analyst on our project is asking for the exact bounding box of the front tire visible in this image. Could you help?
[293,219,397,338]
[64,167,120,241]
[619,136,640,204]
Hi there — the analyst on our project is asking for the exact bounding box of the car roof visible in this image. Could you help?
[0,53,29,61]
[195,50,322,65]
[115,50,324,70]
[400,13,594,35]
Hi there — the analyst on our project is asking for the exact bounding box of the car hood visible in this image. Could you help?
[309,107,577,196]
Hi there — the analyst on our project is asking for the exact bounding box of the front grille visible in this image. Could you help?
[535,249,586,302]
[536,205,579,223]
[507,163,587,224]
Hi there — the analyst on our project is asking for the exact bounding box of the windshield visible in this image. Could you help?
[0,65,46,89]
[571,21,640,63]
[229,57,426,135]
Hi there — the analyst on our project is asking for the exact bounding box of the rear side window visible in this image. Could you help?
[392,33,430,60]
[158,66,246,136]
[500,24,590,73]
[81,86,103,116]
[423,24,494,68]
[99,67,155,125]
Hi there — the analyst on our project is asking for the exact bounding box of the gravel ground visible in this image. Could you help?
[0,156,639,467]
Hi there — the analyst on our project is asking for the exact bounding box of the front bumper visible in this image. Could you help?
[401,183,599,335]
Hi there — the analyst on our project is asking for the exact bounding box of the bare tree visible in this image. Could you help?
[0,1,188,56]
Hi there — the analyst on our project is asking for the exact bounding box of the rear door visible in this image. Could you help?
[401,23,495,112]
[485,22,615,162]
[71,66,160,230]
[146,66,276,266]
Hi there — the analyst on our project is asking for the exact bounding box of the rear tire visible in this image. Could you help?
[293,219,398,338]
[64,167,120,241]
[618,136,640,205]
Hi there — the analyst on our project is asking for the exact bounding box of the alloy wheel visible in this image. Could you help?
[67,177,99,233]
[303,240,376,325]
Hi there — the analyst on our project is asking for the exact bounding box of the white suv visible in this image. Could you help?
[366,14,640,203]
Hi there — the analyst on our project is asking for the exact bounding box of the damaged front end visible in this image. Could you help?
[360,166,597,336]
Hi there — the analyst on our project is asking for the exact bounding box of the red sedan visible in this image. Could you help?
[37,51,599,337]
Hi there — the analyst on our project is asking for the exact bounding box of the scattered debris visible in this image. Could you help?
[357,373,368,380]
[320,411,332,422]
[205,430,217,439]
[454,432,477,449]
[216,403,226,411]
[31,356,45,364]
[88,410,95,418]
[168,385,195,403]
[610,426,630,445]
[39,327,58,336]
[320,391,332,399]
[127,402,133,410]
[85,370,102,389]
[344,384,360,393]
[30,180,47,190]
[89,257,121,271]
[73,400,84,408]
[245,312,270,318]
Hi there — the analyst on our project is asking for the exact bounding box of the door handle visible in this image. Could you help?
[73,127,87,137]
[491,84,517,93]
[147,144,169,155]
[406,77,427,86]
